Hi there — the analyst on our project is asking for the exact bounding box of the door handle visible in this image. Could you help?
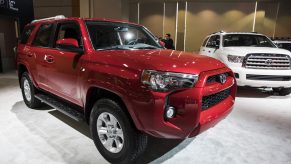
[27,53,33,57]
[44,55,54,63]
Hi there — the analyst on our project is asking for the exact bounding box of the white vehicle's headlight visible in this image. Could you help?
[227,55,244,63]
[141,70,198,92]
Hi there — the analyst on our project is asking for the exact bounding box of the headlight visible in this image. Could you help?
[227,55,244,63]
[141,70,199,92]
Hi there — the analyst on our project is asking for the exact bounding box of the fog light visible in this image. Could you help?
[234,73,239,79]
[165,106,175,119]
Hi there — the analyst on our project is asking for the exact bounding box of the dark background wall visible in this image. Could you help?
[0,0,34,72]
[0,0,34,31]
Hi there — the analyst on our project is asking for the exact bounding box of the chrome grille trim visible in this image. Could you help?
[243,53,291,70]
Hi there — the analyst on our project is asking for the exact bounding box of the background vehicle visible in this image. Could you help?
[199,31,291,96]
[17,16,236,163]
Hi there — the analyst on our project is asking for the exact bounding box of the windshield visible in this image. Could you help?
[86,21,162,50]
[223,34,276,47]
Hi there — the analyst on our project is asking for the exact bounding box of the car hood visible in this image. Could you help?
[222,47,291,56]
[91,49,226,74]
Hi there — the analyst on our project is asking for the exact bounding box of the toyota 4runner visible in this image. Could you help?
[17,16,236,163]
[200,31,291,95]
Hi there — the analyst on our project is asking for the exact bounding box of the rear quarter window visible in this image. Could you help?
[20,25,35,44]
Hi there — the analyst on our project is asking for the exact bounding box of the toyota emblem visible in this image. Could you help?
[219,74,227,84]
[265,59,273,66]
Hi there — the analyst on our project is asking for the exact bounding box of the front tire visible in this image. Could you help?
[273,87,291,96]
[21,72,42,108]
[90,99,147,164]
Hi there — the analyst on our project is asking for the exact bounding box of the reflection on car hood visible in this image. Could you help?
[91,49,226,74]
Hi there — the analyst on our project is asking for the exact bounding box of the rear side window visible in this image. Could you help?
[20,25,35,44]
[32,23,54,47]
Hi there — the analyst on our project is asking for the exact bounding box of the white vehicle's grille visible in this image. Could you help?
[243,53,291,70]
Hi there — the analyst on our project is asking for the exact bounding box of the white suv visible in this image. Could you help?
[199,31,291,95]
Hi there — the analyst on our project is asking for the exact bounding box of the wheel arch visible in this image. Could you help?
[84,86,142,131]
[17,63,28,86]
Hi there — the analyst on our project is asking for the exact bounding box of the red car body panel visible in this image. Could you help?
[17,17,237,139]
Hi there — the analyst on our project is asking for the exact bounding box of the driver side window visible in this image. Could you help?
[206,35,220,48]
[54,21,82,48]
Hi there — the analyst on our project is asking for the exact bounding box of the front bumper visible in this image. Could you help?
[231,66,291,88]
[132,67,236,139]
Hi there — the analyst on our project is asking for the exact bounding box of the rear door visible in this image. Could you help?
[30,23,55,89]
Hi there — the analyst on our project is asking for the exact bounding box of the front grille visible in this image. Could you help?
[246,74,291,81]
[207,73,229,84]
[202,88,231,110]
[243,53,291,70]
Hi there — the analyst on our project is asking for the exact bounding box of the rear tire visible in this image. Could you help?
[21,72,42,108]
[90,99,147,164]
[273,87,291,96]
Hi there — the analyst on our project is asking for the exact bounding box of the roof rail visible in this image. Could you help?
[31,15,66,23]
[210,30,225,35]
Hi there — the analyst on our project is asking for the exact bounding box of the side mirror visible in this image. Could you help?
[56,38,83,53]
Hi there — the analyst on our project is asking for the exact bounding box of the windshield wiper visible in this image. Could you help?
[97,45,132,51]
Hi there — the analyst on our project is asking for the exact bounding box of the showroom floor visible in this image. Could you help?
[0,72,291,164]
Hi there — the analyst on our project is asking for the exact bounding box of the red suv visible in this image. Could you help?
[17,16,236,163]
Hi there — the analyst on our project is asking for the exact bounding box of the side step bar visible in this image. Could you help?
[35,93,84,122]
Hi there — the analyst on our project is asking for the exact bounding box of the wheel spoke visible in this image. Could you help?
[98,127,108,135]
[115,138,123,150]
[109,115,118,127]
[105,138,114,150]
[116,128,123,139]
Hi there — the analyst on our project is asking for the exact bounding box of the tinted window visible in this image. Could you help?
[223,34,275,47]
[206,35,219,48]
[32,23,54,47]
[20,25,35,44]
[54,22,82,48]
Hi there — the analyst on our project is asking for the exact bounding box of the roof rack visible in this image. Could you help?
[31,15,66,23]
[210,30,225,35]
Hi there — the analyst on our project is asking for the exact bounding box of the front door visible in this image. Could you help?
[44,21,84,106]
